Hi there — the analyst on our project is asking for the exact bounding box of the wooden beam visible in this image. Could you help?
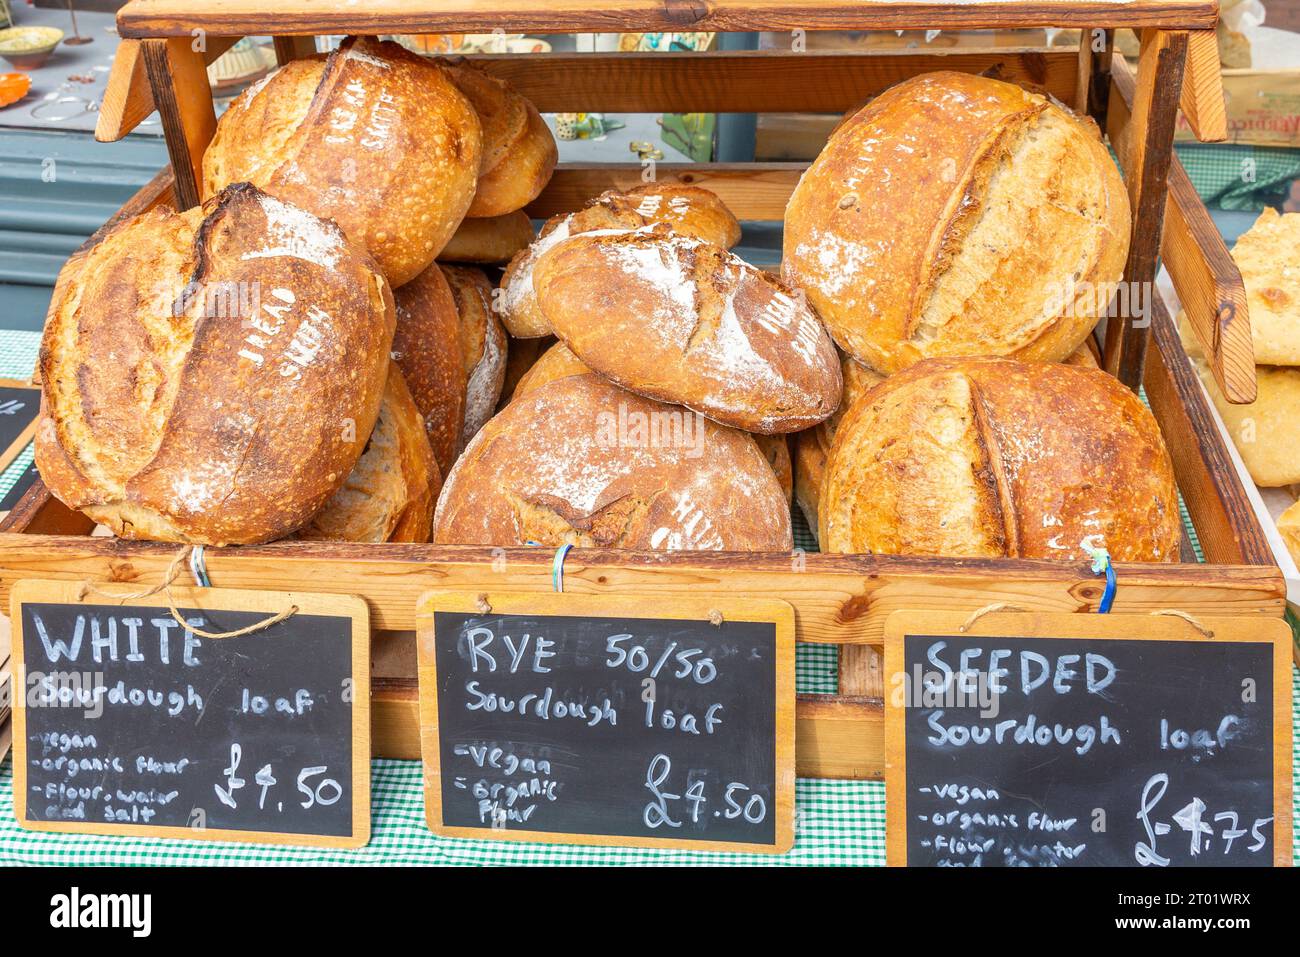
[1179,28,1228,142]
[1103,28,1188,392]
[272,35,318,64]
[97,36,239,143]
[115,0,1221,38]
[141,38,217,209]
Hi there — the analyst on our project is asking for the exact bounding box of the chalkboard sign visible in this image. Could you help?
[884,611,1292,867]
[0,381,39,474]
[11,580,371,848]
[417,592,796,852]
[0,461,40,513]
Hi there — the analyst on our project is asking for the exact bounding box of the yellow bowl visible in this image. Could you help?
[0,26,65,71]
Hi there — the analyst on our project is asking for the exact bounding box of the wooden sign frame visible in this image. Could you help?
[884,609,1294,867]
[0,379,40,475]
[416,590,797,854]
[10,579,372,849]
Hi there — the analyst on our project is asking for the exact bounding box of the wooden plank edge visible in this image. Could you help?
[1178,28,1228,142]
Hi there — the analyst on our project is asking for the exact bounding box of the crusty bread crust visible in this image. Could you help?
[783,71,1130,375]
[534,229,842,433]
[510,341,593,398]
[392,262,465,476]
[465,96,557,218]
[820,357,1180,562]
[36,182,394,545]
[433,374,791,550]
[438,209,534,264]
[202,36,482,287]
[440,264,507,446]
[298,365,440,543]
[497,185,742,338]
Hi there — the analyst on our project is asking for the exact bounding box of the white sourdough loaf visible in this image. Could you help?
[783,71,1131,375]
[201,36,482,286]
[433,374,792,551]
[36,183,394,546]
[534,228,842,433]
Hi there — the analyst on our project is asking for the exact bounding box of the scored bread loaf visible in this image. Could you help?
[1228,207,1300,366]
[534,229,842,433]
[512,341,795,503]
[201,36,482,286]
[820,357,1180,562]
[441,264,507,445]
[297,365,440,543]
[783,71,1131,375]
[433,374,792,550]
[438,209,534,264]
[35,183,394,546]
[448,62,557,219]
[1192,357,1300,487]
[497,184,742,338]
[392,262,465,476]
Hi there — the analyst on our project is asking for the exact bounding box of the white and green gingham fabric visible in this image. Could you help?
[0,328,1294,865]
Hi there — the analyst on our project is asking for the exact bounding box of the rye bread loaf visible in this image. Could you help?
[298,365,440,543]
[497,184,742,338]
[433,374,792,550]
[438,209,534,264]
[783,71,1131,374]
[441,264,507,445]
[534,228,842,433]
[201,36,482,286]
[35,183,394,546]
[448,62,557,219]
[820,357,1180,562]
[392,262,465,476]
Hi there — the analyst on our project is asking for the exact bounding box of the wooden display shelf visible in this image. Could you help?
[2,3,1280,777]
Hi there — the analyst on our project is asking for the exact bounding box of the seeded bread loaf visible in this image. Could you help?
[441,264,507,445]
[35,183,394,545]
[497,184,742,338]
[298,365,440,543]
[201,36,482,286]
[392,262,465,476]
[820,357,1180,561]
[433,374,792,550]
[534,229,842,433]
[783,71,1131,375]
[438,209,534,264]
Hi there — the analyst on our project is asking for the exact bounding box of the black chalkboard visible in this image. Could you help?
[12,582,370,848]
[417,593,796,852]
[885,612,1291,867]
[0,461,39,512]
[0,382,39,471]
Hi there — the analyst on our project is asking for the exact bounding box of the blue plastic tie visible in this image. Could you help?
[189,545,211,588]
[552,544,573,593]
[1086,545,1116,613]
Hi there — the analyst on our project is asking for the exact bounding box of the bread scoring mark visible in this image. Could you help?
[240,192,344,269]
[344,46,393,71]
[237,65,284,110]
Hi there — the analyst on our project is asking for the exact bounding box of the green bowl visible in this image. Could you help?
[0,26,65,71]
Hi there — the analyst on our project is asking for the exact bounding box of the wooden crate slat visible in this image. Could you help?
[471,48,1080,113]
[115,0,1220,38]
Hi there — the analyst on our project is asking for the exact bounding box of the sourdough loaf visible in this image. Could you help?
[392,262,465,476]
[438,209,534,264]
[36,183,394,545]
[433,374,792,550]
[298,365,440,543]
[448,62,557,219]
[441,264,507,444]
[820,357,1180,562]
[534,229,842,433]
[201,36,482,286]
[783,71,1131,374]
[497,184,742,338]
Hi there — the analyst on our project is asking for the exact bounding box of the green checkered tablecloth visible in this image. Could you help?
[0,327,1295,865]
[1177,142,1300,212]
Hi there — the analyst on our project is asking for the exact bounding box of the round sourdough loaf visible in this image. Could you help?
[497,184,742,338]
[441,264,507,445]
[298,365,440,542]
[35,183,394,546]
[819,357,1180,562]
[783,71,1131,375]
[533,228,842,433]
[433,374,792,550]
[391,262,465,476]
[201,36,482,286]
[448,62,557,218]
[438,209,534,264]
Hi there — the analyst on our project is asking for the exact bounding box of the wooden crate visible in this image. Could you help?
[0,1,1284,778]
